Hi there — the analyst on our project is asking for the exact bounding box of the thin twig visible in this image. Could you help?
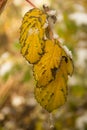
[0,0,7,14]
[25,0,37,8]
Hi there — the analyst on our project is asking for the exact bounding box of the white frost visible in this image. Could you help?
[28,28,39,35]
[47,10,56,16]
[52,33,72,59]
[53,33,59,39]
[43,20,48,29]
[62,45,72,59]
[44,35,48,40]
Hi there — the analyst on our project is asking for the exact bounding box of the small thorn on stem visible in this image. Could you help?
[25,0,37,8]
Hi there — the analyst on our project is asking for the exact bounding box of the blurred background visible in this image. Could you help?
[0,0,87,130]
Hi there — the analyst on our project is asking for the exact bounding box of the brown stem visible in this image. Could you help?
[0,0,7,14]
[47,24,54,41]
[25,0,37,8]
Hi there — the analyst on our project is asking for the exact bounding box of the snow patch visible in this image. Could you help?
[28,28,39,35]
[11,95,25,107]
[76,112,87,130]
[0,52,14,76]
[47,10,56,16]
[44,35,48,40]
[75,48,87,67]
[62,45,72,59]
[43,20,48,29]
[69,12,87,25]
[0,61,13,76]
[53,33,59,39]
[58,42,72,59]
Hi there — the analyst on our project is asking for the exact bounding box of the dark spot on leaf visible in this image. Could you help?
[62,56,68,63]
[41,98,44,101]
[50,93,54,98]
[42,70,46,75]
[51,67,58,78]
[60,88,64,92]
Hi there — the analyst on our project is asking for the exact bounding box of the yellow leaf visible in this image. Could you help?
[61,48,74,76]
[19,7,74,112]
[34,58,68,112]
[19,8,48,63]
[33,40,62,87]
